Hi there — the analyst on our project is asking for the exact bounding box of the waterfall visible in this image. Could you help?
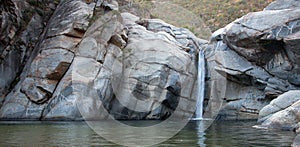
[194,50,205,120]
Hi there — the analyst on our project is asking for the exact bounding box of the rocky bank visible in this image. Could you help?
[0,0,204,120]
[206,0,300,122]
[0,0,300,124]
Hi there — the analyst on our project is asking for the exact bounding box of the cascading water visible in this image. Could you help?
[194,50,205,120]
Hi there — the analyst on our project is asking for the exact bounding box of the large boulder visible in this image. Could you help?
[258,90,300,123]
[0,0,56,104]
[0,0,97,120]
[42,11,202,120]
[221,3,300,88]
[256,92,300,131]
[0,0,203,120]
[205,0,300,120]
[205,40,269,120]
[264,0,300,10]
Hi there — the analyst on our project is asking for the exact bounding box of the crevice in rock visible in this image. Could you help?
[105,95,151,120]
[45,62,71,81]
[19,84,52,105]
[129,76,165,89]
[4,71,21,98]
[45,32,83,41]
[39,104,47,121]
[48,54,75,99]
[223,98,242,102]
[20,89,38,105]
[97,47,108,64]
[63,31,85,39]
[135,19,149,28]
[108,34,127,49]
[282,47,295,70]
[22,57,74,106]
[216,64,253,74]
[258,39,284,53]
[288,19,300,33]
[18,23,51,86]
[222,38,253,61]
[89,0,104,24]
[260,63,299,90]
[140,61,190,76]
[36,86,52,104]
[227,74,253,86]
[38,55,75,120]
[237,21,265,32]
[240,105,259,114]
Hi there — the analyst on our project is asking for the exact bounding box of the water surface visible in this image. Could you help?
[0,120,295,146]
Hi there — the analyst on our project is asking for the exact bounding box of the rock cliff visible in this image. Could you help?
[206,0,300,120]
[0,0,56,106]
[0,0,204,120]
[0,0,300,122]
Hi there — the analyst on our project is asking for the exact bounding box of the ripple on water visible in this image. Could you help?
[0,120,296,146]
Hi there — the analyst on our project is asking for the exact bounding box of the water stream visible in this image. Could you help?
[194,50,205,120]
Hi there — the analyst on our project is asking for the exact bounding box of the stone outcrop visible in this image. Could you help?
[206,0,300,120]
[1,0,300,122]
[292,133,300,147]
[254,91,300,131]
[0,0,96,120]
[257,0,300,130]
[264,0,300,10]
[0,0,203,120]
[258,90,300,123]
[0,0,57,105]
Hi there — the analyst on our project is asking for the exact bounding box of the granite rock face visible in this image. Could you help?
[0,0,56,105]
[42,11,204,120]
[258,90,300,123]
[205,0,300,120]
[0,0,95,120]
[1,0,300,122]
[264,0,300,10]
[0,0,203,120]
[256,91,300,130]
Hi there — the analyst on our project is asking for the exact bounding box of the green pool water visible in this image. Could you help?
[0,120,296,146]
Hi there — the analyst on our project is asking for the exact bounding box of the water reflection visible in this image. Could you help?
[0,121,296,146]
[0,122,110,146]
[204,121,296,147]
[196,121,206,147]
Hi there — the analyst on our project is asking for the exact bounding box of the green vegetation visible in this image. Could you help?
[132,0,274,39]
[169,0,274,31]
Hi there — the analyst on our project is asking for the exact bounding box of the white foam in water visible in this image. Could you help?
[190,118,213,121]
[190,118,203,121]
